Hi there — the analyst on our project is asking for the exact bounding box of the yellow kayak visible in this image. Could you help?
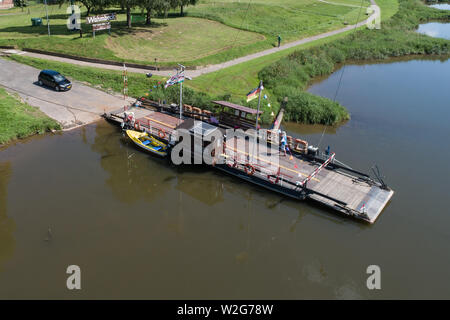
[126,130,168,157]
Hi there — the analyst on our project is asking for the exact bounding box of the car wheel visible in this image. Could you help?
[55,86,60,92]
[38,80,43,86]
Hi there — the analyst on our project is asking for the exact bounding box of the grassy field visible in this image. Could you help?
[104,17,264,62]
[188,0,370,40]
[189,0,399,98]
[0,87,61,144]
[0,0,370,66]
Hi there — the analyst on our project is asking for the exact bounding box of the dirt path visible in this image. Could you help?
[5,1,380,79]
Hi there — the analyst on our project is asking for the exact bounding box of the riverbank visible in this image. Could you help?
[258,0,449,125]
[0,87,60,145]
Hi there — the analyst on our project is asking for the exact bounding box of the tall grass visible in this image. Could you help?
[259,0,450,125]
[0,87,61,144]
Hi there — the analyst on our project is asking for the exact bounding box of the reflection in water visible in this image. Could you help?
[176,173,224,206]
[283,122,340,136]
[90,124,229,206]
[0,162,15,271]
[416,22,450,40]
[90,124,173,204]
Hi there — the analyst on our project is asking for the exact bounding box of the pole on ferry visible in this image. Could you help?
[178,64,185,122]
[252,80,263,163]
[255,80,263,131]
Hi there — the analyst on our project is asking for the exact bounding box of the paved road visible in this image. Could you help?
[12,1,380,79]
[0,58,133,129]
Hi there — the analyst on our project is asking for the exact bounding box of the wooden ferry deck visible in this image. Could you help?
[104,104,393,223]
[218,136,393,223]
[105,104,182,140]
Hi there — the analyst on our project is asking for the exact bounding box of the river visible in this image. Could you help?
[417,22,450,39]
[429,3,450,10]
[1,51,450,300]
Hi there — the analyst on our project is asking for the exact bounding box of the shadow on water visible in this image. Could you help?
[90,123,228,207]
[90,123,173,204]
[91,122,357,225]
[0,162,15,272]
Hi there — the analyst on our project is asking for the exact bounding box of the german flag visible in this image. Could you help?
[246,83,264,102]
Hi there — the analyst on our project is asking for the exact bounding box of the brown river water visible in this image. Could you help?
[1,56,450,299]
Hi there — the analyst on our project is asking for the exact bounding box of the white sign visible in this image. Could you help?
[86,13,116,24]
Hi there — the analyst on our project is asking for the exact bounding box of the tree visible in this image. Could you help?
[13,0,28,11]
[118,0,140,28]
[79,0,96,16]
[139,0,156,25]
[179,0,197,17]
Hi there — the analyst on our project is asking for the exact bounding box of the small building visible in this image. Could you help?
[212,101,263,130]
[0,0,14,10]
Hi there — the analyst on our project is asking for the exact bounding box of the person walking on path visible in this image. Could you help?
[277,35,282,48]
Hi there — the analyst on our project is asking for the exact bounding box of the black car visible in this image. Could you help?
[38,70,72,91]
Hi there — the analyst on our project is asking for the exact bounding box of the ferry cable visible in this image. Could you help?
[317,0,366,150]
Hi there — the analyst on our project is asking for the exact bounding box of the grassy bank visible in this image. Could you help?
[190,0,399,94]
[0,1,369,67]
[258,0,449,125]
[188,0,399,120]
[0,87,61,145]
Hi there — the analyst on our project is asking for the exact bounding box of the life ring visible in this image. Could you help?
[294,138,308,152]
[158,128,166,139]
[267,175,279,184]
[245,164,255,176]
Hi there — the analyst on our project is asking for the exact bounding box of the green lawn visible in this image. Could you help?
[0,87,61,144]
[189,0,400,98]
[0,0,370,66]
[104,17,264,62]
[188,0,370,41]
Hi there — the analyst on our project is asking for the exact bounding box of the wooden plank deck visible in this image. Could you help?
[108,105,183,140]
[222,136,393,223]
[105,107,393,223]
